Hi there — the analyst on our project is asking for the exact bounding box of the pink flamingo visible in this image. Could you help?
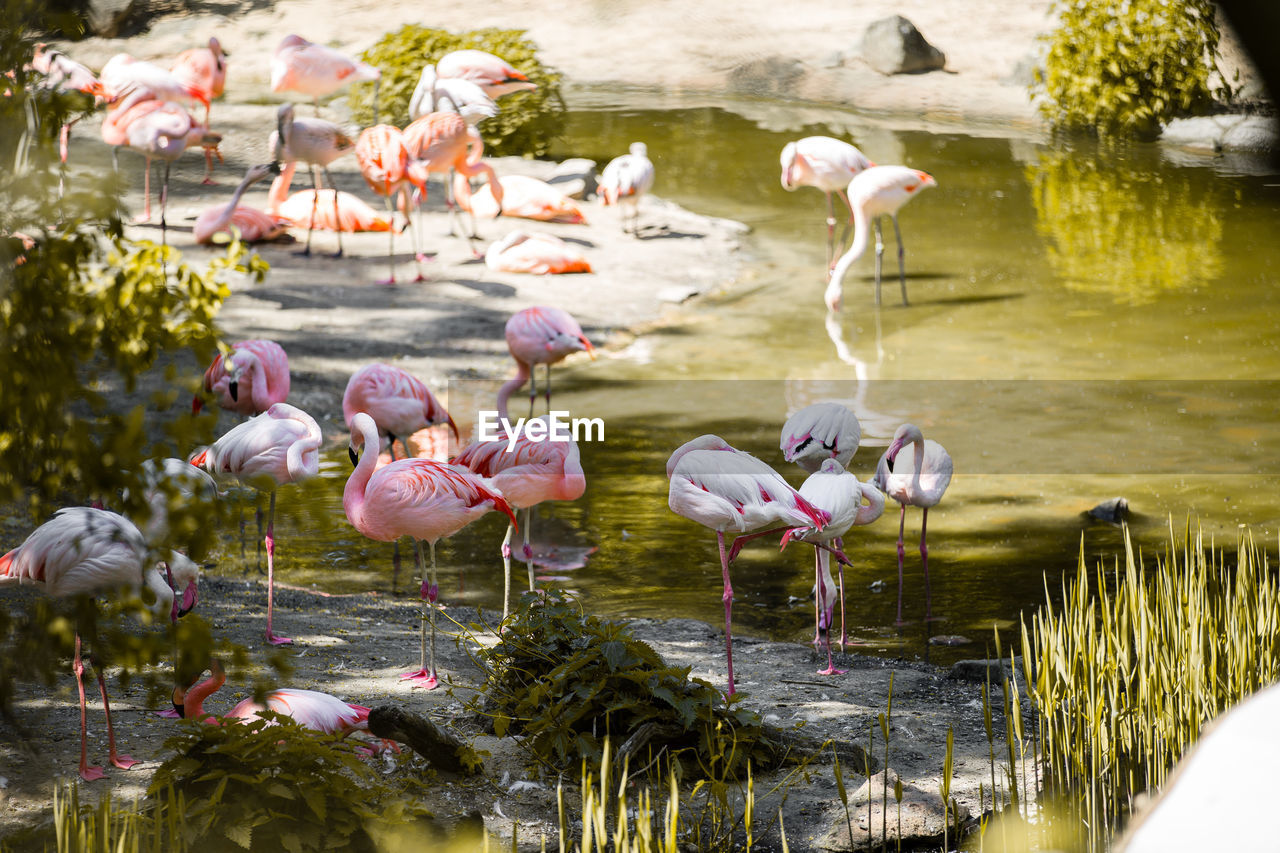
[872,423,952,624]
[267,162,394,233]
[343,363,459,460]
[30,44,107,167]
[780,136,873,270]
[453,417,586,619]
[666,435,829,696]
[781,459,884,673]
[196,339,290,416]
[191,402,321,646]
[403,110,502,250]
[484,230,592,275]
[457,173,587,224]
[345,412,517,688]
[268,103,355,256]
[436,49,536,99]
[99,53,209,109]
[0,507,198,780]
[826,165,936,311]
[170,37,227,183]
[193,162,291,245]
[498,306,595,421]
[270,34,380,118]
[599,142,656,235]
[780,402,862,473]
[410,65,496,123]
[355,124,413,283]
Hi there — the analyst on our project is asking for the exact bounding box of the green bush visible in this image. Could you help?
[1034,0,1231,138]
[350,26,565,157]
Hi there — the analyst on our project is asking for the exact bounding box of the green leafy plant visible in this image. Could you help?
[349,25,566,157]
[1034,0,1231,138]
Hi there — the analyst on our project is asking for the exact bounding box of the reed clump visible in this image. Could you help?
[1023,522,1280,850]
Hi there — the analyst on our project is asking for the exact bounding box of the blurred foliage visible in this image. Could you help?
[1033,0,1232,139]
[464,594,785,780]
[1026,147,1224,304]
[350,26,565,157]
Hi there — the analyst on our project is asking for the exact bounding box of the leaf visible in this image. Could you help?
[225,822,252,849]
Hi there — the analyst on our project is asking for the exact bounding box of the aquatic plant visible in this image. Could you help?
[1034,0,1232,138]
[349,26,565,157]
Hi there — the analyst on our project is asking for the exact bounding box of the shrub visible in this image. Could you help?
[1034,0,1231,138]
[349,26,565,157]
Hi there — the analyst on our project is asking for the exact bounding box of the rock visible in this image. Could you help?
[818,768,968,849]
[85,0,138,37]
[861,16,946,76]
[1161,115,1280,154]
[658,285,700,304]
[728,56,806,98]
[548,158,597,200]
[948,656,1025,682]
[1222,116,1280,151]
[1088,497,1129,524]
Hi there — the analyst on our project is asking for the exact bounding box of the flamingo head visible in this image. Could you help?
[779,142,800,191]
[884,423,924,470]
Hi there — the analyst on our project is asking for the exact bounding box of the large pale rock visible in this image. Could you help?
[818,768,969,849]
[861,16,946,75]
[1161,115,1279,153]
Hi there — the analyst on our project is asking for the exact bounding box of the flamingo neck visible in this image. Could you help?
[826,205,870,309]
[267,161,297,214]
[212,168,261,231]
[343,414,381,529]
[496,359,531,421]
[185,665,226,722]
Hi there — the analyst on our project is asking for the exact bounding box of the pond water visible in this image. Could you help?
[222,92,1280,666]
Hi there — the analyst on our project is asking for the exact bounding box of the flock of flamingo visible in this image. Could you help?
[5,32,949,780]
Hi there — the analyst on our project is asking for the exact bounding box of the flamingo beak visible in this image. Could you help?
[580,336,596,360]
[178,580,198,617]
[228,380,238,401]
[348,446,359,468]
[171,686,186,718]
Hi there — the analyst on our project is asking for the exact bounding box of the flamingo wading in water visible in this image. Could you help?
[346,412,517,688]
[666,435,829,696]
[826,165,936,311]
[780,136,873,270]
[873,423,952,624]
[780,401,863,474]
[498,306,595,421]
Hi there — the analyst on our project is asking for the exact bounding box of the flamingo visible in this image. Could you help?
[196,339,290,417]
[170,37,228,183]
[872,423,952,624]
[826,165,936,311]
[484,230,592,275]
[29,44,107,167]
[402,110,502,254]
[193,162,291,245]
[409,65,497,124]
[0,507,198,780]
[99,53,208,109]
[355,124,413,284]
[191,402,322,645]
[345,412,517,688]
[436,49,536,99]
[780,402,863,473]
[268,103,356,256]
[343,363,459,461]
[453,417,586,620]
[599,142,656,235]
[780,136,873,269]
[270,34,380,118]
[267,162,394,233]
[456,174,587,224]
[666,435,829,696]
[498,306,595,421]
[780,459,884,672]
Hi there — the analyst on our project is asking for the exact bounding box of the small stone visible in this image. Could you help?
[861,16,946,76]
[1088,497,1129,524]
[658,285,700,304]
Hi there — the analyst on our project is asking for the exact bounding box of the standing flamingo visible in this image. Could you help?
[453,418,586,620]
[780,402,863,473]
[484,230,592,275]
[0,507,197,780]
[99,53,209,110]
[410,65,496,124]
[270,34,380,118]
[599,142,655,235]
[826,166,936,311]
[342,363,459,460]
[191,402,321,645]
[780,137,873,269]
[436,49,536,99]
[355,124,413,284]
[29,44,107,168]
[780,459,884,672]
[873,423,952,624]
[498,306,595,421]
[268,103,355,256]
[345,412,516,688]
[193,162,291,245]
[666,435,829,696]
[402,111,502,254]
[196,339,290,416]
[170,37,227,182]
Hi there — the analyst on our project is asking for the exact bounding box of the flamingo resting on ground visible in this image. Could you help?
[873,423,952,624]
[780,136,873,270]
[498,306,595,421]
[345,412,517,688]
[0,507,199,780]
[666,435,829,696]
[270,34,380,119]
[599,142,656,235]
[355,124,414,283]
[268,103,355,256]
[435,49,537,99]
[192,402,321,645]
[193,162,291,245]
[781,459,884,672]
[484,230,592,275]
[267,162,394,233]
[826,166,936,311]
[453,417,586,620]
[196,338,290,416]
[456,173,586,224]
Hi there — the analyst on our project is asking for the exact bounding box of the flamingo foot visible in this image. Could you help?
[399,668,439,689]
[330,249,344,260]
[414,252,436,263]
[412,273,428,283]
[111,754,139,771]
[817,665,848,676]
[153,708,181,719]
[266,632,294,646]
[294,247,313,257]
[79,765,106,782]
[201,177,219,186]
[377,277,397,286]
[132,211,151,224]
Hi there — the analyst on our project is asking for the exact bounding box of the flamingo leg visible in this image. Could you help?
[159,161,171,250]
[834,535,848,651]
[298,165,319,256]
[544,364,553,416]
[823,191,837,270]
[379,194,397,285]
[323,166,344,258]
[834,188,855,268]
[95,665,138,770]
[522,507,535,593]
[74,636,105,781]
[921,507,935,621]
[405,188,426,282]
[402,540,440,688]
[136,155,153,223]
[717,531,736,698]
[873,217,885,307]
[527,368,538,419]
[726,525,791,564]
[264,490,292,646]
[500,522,514,621]
[256,498,263,573]
[892,214,908,307]
[816,549,846,676]
[895,503,907,626]
[811,548,823,648]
